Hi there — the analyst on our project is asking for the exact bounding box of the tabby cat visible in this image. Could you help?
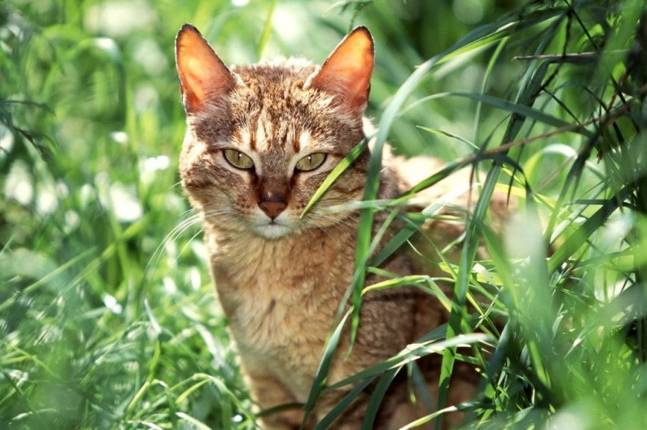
[175,24,479,429]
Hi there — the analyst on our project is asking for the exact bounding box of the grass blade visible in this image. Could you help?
[302,310,352,426]
[300,139,369,218]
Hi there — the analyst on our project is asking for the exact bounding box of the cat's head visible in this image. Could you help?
[175,24,373,239]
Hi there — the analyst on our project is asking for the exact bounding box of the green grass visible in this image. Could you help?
[2,0,647,428]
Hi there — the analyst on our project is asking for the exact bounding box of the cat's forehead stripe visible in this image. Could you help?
[238,128,251,150]
[298,131,311,152]
[293,132,300,152]
[248,123,256,150]
[255,117,269,151]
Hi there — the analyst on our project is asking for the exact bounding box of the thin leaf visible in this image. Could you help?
[302,310,352,426]
[361,368,400,430]
[300,139,368,218]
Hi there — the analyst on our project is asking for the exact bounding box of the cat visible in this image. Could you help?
[175,24,484,429]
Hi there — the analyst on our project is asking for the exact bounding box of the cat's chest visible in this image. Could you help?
[207,230,354,373]
[210,243,350,397]
[217,258,346,340]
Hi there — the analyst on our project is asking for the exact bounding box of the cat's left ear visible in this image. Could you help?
[308,26,374,112]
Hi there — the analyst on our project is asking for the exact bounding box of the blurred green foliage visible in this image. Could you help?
[2,0,647,429]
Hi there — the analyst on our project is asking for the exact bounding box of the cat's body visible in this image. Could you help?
[176,25,479,429]
[205,213,420,425]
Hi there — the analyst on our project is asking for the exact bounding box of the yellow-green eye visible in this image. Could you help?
[223,149,254,170]
[295,153,327,172]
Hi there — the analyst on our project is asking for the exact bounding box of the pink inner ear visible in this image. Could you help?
[311,27,374,111]
[175,24,234,113]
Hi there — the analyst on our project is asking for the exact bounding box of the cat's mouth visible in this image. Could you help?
[252,220,294,240]
[248,209,297,240]
[253,223,292,239]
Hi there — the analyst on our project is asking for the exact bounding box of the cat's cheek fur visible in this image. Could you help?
[181,159,259,230]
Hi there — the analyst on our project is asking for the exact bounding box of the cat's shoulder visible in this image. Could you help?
[365,118,474,207]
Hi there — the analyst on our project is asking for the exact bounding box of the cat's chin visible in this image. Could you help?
[252,223,294,240]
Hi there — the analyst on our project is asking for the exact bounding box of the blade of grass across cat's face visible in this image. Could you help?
[299,139,368,218]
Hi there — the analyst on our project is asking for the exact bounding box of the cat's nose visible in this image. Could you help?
[258,200,286,220]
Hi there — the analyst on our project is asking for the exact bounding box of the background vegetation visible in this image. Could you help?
[2,0,647,428]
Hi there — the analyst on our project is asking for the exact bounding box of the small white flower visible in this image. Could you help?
[36,181,58,215]
[139,155,170,183]
[110,183,143,222]
[84,0,155,37]
[4,160,33,205]
[163,277,177,294]
[65,210,80,230]
[0,126,14,158]
[110,131,129,145]
[103,294,123,314]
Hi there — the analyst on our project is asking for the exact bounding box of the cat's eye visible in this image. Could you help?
[223,149,254,170]
[295,153,327,172]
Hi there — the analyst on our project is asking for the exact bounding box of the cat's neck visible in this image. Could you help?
[203,217,358,290]
[205,218,356,262]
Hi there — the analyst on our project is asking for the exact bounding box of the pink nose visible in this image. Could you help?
[258,201,286,219]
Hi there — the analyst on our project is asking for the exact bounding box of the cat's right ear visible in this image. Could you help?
[175,24,235,114]
[307,26,374,113]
